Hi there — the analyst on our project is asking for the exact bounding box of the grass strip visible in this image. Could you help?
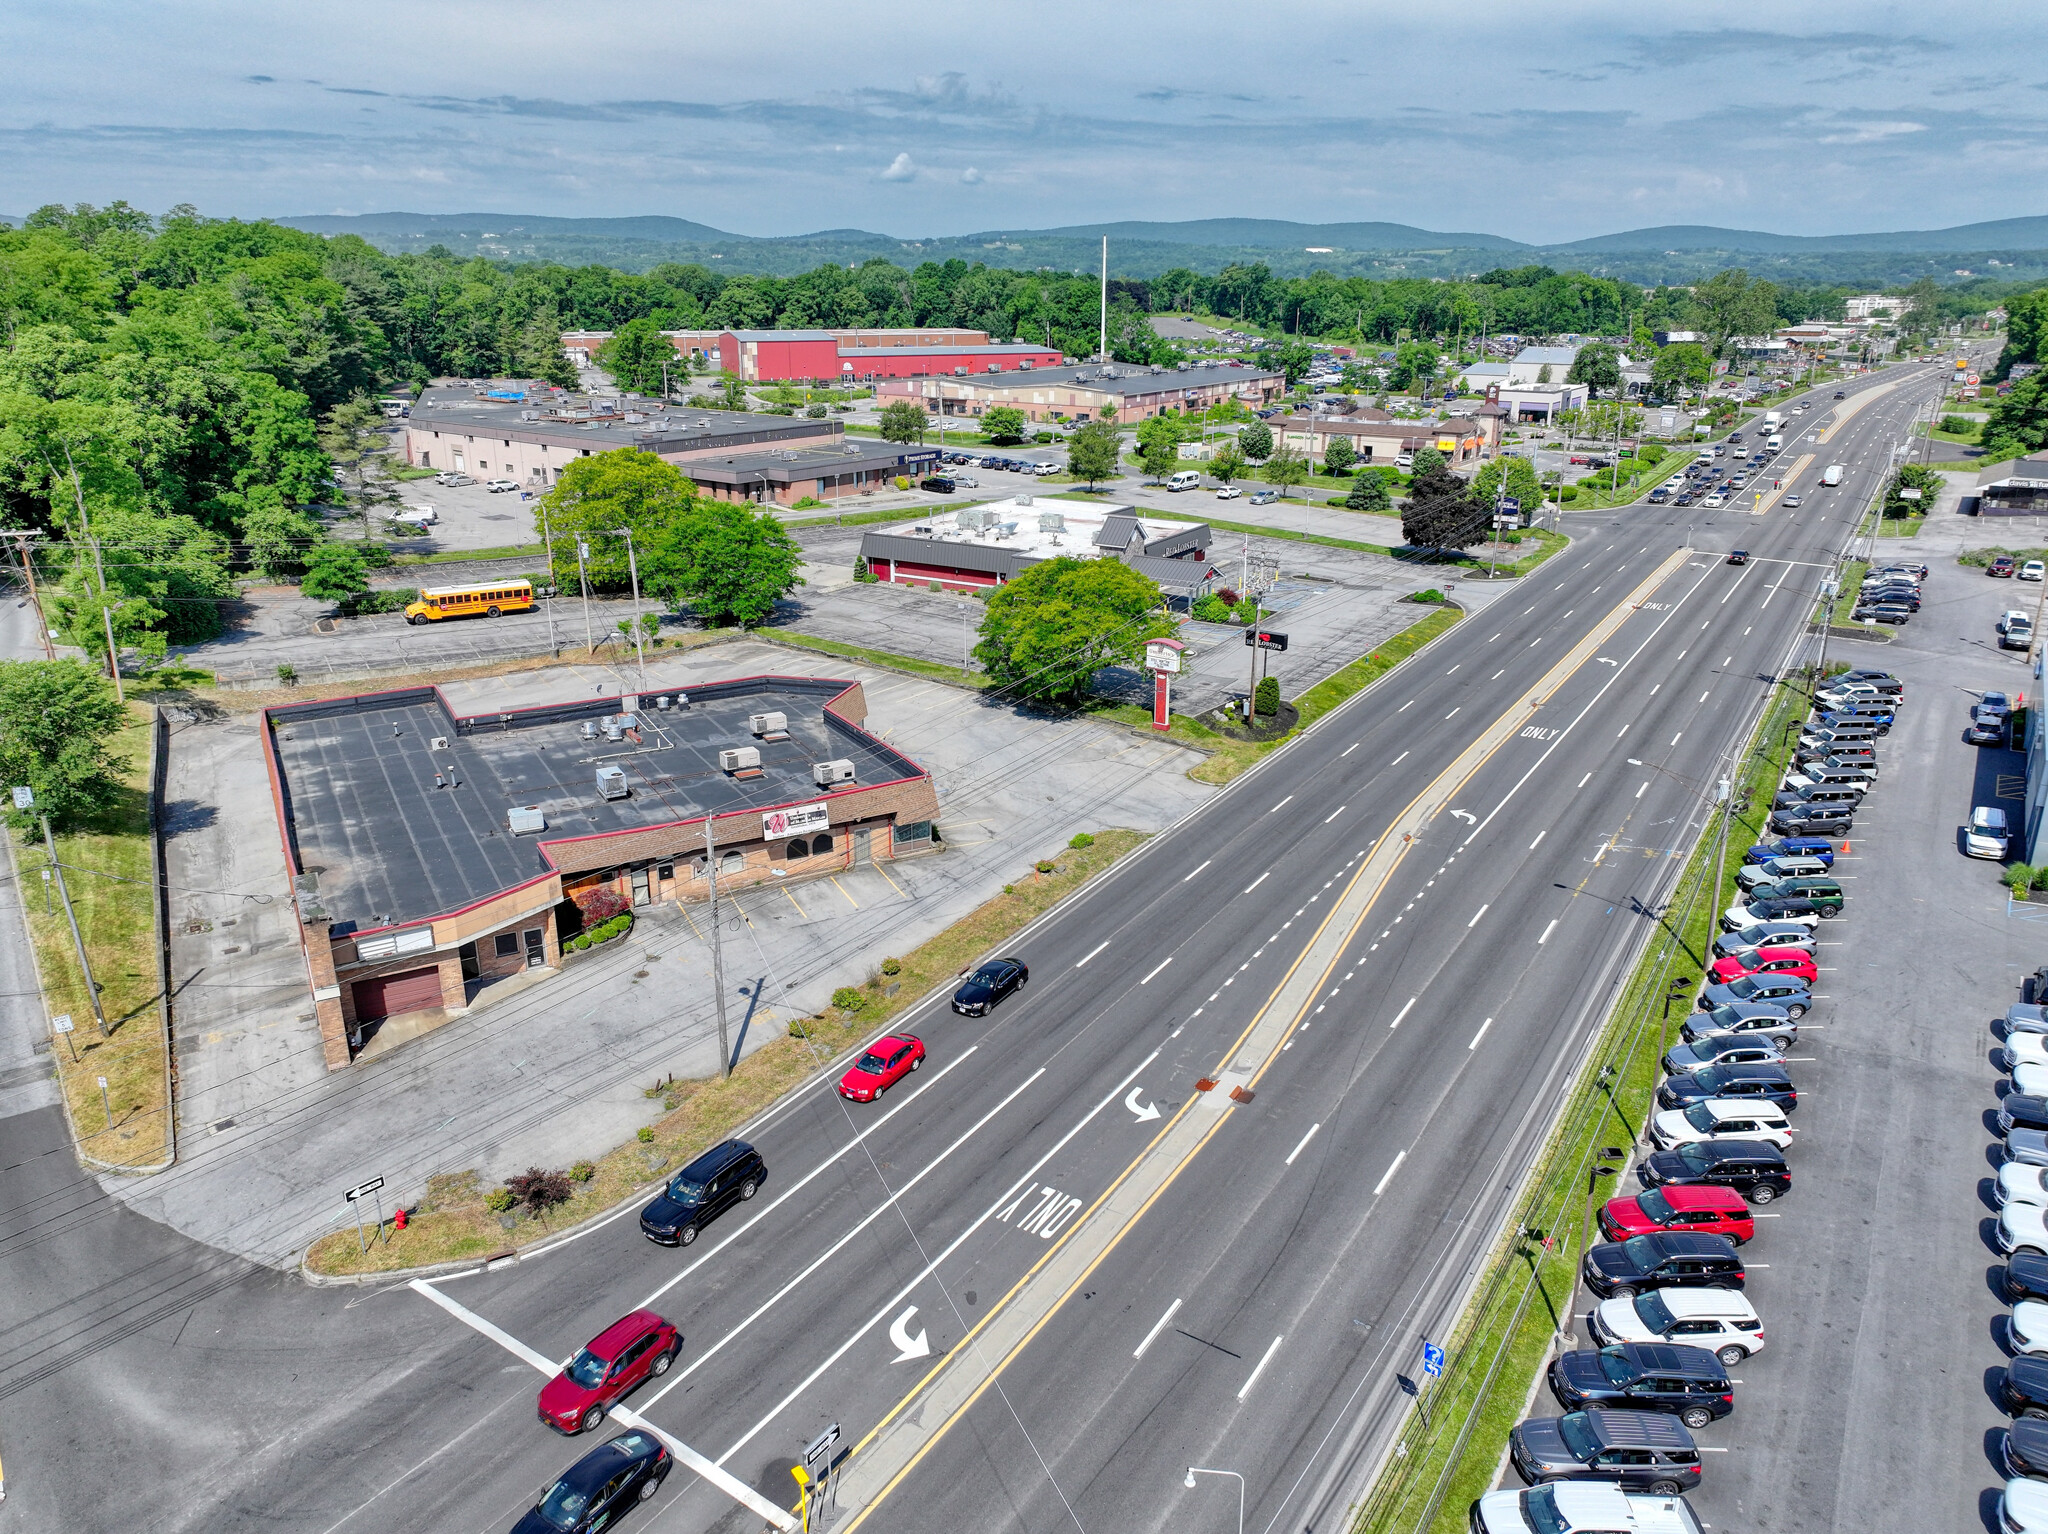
[1205,516,1397,557]
[1091,605,1462,785]
[20,703,168,1170]
[760,629,982,688]
[1830,559,1870,626]
[305,829,1148,1275]
[389,543,547,566]
[783,505,936,530]
[1351,666,1822,1534]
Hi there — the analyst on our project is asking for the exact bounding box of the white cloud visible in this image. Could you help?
[961,166,983,184]
[878,152,916,182]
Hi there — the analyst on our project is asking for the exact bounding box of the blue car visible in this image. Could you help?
[1742,837,1835,867]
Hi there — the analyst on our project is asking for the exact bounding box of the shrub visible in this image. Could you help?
[506,1167,574,1218]
[895,476,911,490]
[574,886,629,925]
[1408,588,1446,604]
[637,1126,655,1143]
[1556,484,1580,502]
[806,404,829,419]
[568,935,590,951]
[339,587,420,617]
[832,986,865,1012]
[1940,414,1976,437]
[568,1160,596,1182]
[1068,832,1094,849]
[484,1187,516,1213]
[1191,594,1235,622]
[2010,864,2035,897]
[1035,859,1055,874]
[1255,675,1280,716]
[881,957,902,975]
[790,495,826,510]
[276,663,298,685]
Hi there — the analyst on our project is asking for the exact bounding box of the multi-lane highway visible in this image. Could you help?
[0,361,1967,1534]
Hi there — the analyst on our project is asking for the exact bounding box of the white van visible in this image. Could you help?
[1821,464,1845,486]
[1765,434,1784,451]
[1167,470,1201,492]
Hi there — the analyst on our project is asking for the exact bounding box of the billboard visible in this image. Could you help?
[763,802,830,838]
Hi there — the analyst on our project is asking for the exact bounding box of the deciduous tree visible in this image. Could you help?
[1401,461,1487,553]
[878,400,929,445]
[0,659,127,832]
[1237,420,1274,462]
[981,405,1027,443]
[973,557,1174,705]
[1066,422,1120,489]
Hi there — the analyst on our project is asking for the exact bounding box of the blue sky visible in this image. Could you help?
[2,1,2042,242]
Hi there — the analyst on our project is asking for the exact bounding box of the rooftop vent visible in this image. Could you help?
[430,736,449,751]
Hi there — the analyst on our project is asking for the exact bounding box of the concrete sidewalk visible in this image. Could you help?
[122,642,1214,1266]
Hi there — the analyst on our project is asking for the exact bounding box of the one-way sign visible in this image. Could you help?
[343,1176,386,1204]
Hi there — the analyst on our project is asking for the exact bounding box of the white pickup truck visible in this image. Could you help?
[1470,1483,1704,1534]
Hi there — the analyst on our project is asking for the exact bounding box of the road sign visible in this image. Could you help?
[1422,1340,1446,1378]
[343,1175,386,1204]
[1245,629,1289,652]
[1498,497,1521,514]
[1396,1373,1420,1397]
[50,1014,72,1034]
[10,786,31,811]
[803,1424,840,1468]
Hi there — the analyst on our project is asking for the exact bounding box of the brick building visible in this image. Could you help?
[559,327,1061,383]
[875,359,1287,424]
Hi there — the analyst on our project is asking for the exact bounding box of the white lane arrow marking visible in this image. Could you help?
[1449,808,1477,825]
[1597,656,1619,666]
[1125,1086,1161,1122]
[889,1305,930,1364]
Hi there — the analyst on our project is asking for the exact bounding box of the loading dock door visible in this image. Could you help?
[353,966,444,1020]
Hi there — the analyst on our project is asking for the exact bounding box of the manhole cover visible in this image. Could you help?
[211,1118,236,1133]
[184,920,213,935]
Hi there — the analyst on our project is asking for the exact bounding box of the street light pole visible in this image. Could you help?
[44,815,106,1036]
[703,815,731,1080]
[614,527,647,690]
[1182,1467,1244,1534]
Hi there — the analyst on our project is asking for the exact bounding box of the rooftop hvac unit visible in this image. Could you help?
[718,746,762,773]
[595,765,629,801]
[430,736,449,751]
[957,507,990,530]
[580,719,599,740]
[749,710,789,738]
[604,716,625,742]
[813,758,857,786]
[1018,494,1034,507]
[508,805,546,835]
[1038,511,1065,532]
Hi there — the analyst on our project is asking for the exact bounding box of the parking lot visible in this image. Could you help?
[1510,513,2046,1532]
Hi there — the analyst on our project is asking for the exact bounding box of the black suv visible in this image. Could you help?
[1548,1342,1736,1429]
[1637,1140,1792,1205]
[1508,1408,1701,1495]
[1583,1231,1746,1299]
[1657,1062,1797,1114]
[639,1139,767,1246]
[2012,1252,2048,1305]
[2006,1354,2048,1419]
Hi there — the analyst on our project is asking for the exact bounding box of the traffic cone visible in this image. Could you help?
[1841,841,1850,855]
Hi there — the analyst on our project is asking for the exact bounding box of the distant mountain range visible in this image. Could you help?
[198,210,2048,286]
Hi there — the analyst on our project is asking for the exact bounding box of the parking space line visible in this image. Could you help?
[829,877,860,909]
[874,863,910,900]
[781,886,809,919]
[729,892,756,928]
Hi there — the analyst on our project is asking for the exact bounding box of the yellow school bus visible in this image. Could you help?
[404,580,536,625]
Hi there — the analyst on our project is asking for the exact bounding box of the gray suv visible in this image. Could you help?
[1508,1408,1702,1495]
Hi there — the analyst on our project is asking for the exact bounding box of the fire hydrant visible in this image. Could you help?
[393,1207,409,1233]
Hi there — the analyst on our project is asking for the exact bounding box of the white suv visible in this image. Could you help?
[1649,1098,1795,1151]
[486,478,520,493]
[1588,1288,1766,1364]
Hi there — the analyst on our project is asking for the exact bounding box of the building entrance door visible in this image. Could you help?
[853,827,872,866]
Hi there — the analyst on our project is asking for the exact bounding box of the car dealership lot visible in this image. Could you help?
[1610,540,2039,1532]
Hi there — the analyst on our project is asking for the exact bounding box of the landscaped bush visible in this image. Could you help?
[506,1167,574,1219]
[574,887,629,926]
[881,957,901,975]
[1556,484,1580,502]
[832,987,865,1012]
[1068,832,1094,849]
[1255,675,1280,716]
[339,587,419,617]
[1407,588,1446,604]
[1192,594,1235,622]
[1035,859,1056,874]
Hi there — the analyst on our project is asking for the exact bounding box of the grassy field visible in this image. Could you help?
[1352,667,1820,1534]
[22,702,169,1169]
[307,829,1149,1275]
[1094,604,1462,785]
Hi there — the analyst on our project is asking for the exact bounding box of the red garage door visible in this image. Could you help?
[353,967,444,1020]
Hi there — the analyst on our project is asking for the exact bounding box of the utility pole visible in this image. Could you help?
[0,531,54,659]
[60,446,123,702]
[703,815,731,1079]
[616,527,647,689]
[1099,237,1109,363]
[45,815,106,1036]
[575,538,594,655]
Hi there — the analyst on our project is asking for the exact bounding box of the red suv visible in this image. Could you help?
[1993,556,2019,578]
[538,1310,680,1433]
[1706,947,1818,986]
[1598,1185,1756,1246]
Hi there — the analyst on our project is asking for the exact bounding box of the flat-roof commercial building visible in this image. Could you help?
[559,328,1061,383]
[1274,411,1499,468]
[402,384,842,488]
[266,675,937,1068]
[858,500,1220,599]
[684,439,942,506]
[874,360,1288,424]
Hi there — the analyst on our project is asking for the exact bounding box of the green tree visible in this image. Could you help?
[1996,287,2048,380]
[1470,453,1542,512]
[1401,461,1487,553]
[645,499,803,627]
[0,659,128,832]
[1691,269,1780,355]
[1408,445,1445,478]
[1238,420,1274,462]
[1323,437,1357,476]
[1345,469,1393,512]
[1272,339,1315,385]
[1983,372,2048,464]
[1388,340,1439,392]
[1567,342,1623,399]
[596,318,677,395]
[982,405,1027,443]
[536,448,697,591]
[1881,462,1942,519]
[878,399,929,445]
[1261,446,1310,500]
[718,374,750,412]
[299,543,371,605]
[1066,421,1121,489]
[1650,342,1712,401]
[1136,415,1186,481]
[317,399,401,539]
[972,557,1173,705]
[1210,442,1247,485]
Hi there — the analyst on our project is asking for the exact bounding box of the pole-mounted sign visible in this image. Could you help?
[1145,638,1187,733]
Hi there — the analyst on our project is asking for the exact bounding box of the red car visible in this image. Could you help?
[1992,556,2018,578]
[1598,1186,1756,1246]
[838,1034,925,1101]
[1707,946,1818,986]
[537,1310,680,1434]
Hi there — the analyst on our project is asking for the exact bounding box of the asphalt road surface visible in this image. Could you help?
[0,362,1967,1534]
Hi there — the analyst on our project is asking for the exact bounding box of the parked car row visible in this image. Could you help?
[1488,668,1909,1523]
[1850,560,1928,627]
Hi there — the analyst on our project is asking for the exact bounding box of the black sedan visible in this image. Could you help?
[513,1429,670,1533]
[952,956,1028,1015]
[1726,549,1750,566]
